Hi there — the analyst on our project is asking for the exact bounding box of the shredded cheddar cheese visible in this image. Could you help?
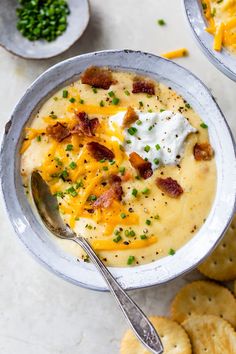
[203,0,236,52]
[91,236,157,251]
[162,48,189,59]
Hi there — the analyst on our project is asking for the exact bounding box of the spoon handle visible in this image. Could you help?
[73,236,163,354]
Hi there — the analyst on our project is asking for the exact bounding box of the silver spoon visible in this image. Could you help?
[31,171,163,354]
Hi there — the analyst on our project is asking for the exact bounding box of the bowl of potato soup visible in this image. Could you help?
[1,50,235,291]
[184,0,236,81]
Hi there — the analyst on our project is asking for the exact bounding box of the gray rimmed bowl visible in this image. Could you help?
[0,0,90,59]
[1,50,236,291]
[183,0,236,81]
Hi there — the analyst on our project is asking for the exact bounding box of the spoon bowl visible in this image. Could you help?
[0,0,90,59]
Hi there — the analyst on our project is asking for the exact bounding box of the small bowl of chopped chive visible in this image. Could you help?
[0,0,90,59]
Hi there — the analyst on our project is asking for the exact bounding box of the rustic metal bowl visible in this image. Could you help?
[1,50,235,291]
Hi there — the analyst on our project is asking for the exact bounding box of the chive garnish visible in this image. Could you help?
[108,91,115,97]
[113,235,122,243]
[157,19,166,26]
[65,144,73,151]
[200,122,208,129]
[155,144,161,150]
[62,90,68,98]
[112,97,120,105]
[127,256,135,265]
[128,127,137,135]
[120,213,127,219]
[168,248,176,256]
[146,219,151,226]
[132,188,138,197]
[119,166,126,175]
[69,97,76,103]
[144,145,151,153]
[69,161,77,170]
[124,90,130,96]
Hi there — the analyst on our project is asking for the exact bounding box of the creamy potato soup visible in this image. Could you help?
[203,0,236,53]
[21,67,216,267]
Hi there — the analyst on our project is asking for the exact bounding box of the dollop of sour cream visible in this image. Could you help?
[109,110,196,169]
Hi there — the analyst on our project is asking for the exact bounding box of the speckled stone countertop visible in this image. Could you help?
[0,1,235,353]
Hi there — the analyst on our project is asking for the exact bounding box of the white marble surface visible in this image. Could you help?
[0,1,235,353]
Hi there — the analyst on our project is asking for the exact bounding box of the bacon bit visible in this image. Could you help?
[122,106,138,128]
[87,142,115,161]
[129,152,153,179]
[94,174,123,208]
[71,112,99,136]
[132,77,155,95]
[121,171,133,182]
[81,66,114,89]
[193,143,214,161]
[109,174,123,201]
[156,177,183,198]
[46,122,70,142]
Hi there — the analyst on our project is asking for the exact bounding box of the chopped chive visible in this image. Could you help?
[87,195,97,201]
[66,144,73,151]
[110,160,116,165]
[79,99,84,104]
[100,100,105,107]
[54,191,64,198]
[127,255,135,265]
[114,229,120,236]
[148,109,153,113]
[202,2,207,10]
[49,113,57,119]
[136,120,142,126]
[120,213,127,219]
[154,158,159,165]
[108,91,115,97]
[126,140,131,144]
[54,157,63,166]
[124,90,130,96]
[142,188,150,195]
[36,135,41,142]
[154,214,160,220]
[146,219,151,226]
[76,180,83,188]
[112,97,120,105]
[102,166,109,171]
[129,230,136,237]
[62,90,68,98]
[200,122,208,129]
[113,235,122,243]
[132,188,138,197]
[211,7,216,17]
[66,186,77,197]
[69,161,77,170]
[119,166,126,175]
[69,97,76,103]
[92,87,97,93]
[119,144,125,151]
[185,103,191,109]
[125,229,130,237]
[168,248,175,256]
[140,234,147,240]
[144,145,151,153]
[160,108,165,112]
[99,158,106,163]
[139,101,144,107]
[59,170,68,180]
[128,127,138,135]
[157,19,166,26]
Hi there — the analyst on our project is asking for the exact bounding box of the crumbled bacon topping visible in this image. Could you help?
[81,66,114,89]
[71,112,99,136]
[46,122,70,142]
[122,106,138,128]
[93,174,123,209]
[87,142,115,161]
[156,177,183,198]
[132,77,155,95]
[129,152,153,179]
[193,143,214,161]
